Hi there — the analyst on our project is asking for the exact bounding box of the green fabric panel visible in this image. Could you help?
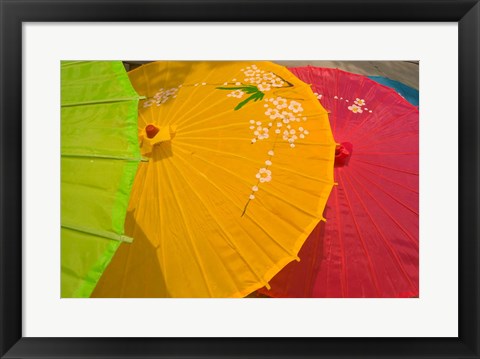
[61,61,139,106]
[61,100,140,160]
[61,227,121,298]
[61,157,139,236]
[61,61,140,297]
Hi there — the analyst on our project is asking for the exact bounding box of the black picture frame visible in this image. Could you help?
[1,0,479,358]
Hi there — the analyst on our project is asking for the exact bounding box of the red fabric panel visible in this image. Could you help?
[260,67,419,298]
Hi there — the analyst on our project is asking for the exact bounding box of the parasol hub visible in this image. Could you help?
[144,124,176,143]
[334,142,353,167]
[141,124,177,156]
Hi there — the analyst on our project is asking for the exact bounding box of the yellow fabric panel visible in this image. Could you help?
[92,61,335,298]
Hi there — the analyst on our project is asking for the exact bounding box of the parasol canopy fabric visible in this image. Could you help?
[92,61,336,298]
[61,61,142,297]
[259,66,419,298]
[368,76,419,107]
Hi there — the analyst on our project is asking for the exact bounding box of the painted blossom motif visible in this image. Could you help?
[227,89,245,98]
[256,168,272,183]
[257,83,272,92]
[348,104,363,113]
[265,108,282,120]
[143,99,155,107]
[247,97,308,147]
[249,119,270,142]
[264,97,308,147]
[288,100,303,113]
[333,95,373,114]
[217,64,293,111]
[143,86,180,108]
[354,98,366,106]
[242,148,273,217]
[242,64,287,90]
[242,96,310,216]
[273,97,288,109]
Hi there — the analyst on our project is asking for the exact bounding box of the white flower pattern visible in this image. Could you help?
[257,83,271,92]
[331,95,373,114]
[348,104,363,113]
[217,65,312,214]
[256,168,272,183]
[354,98,366,106]
[227,89,245,98]
[143,87,179,108]
[288,101,303,113]
[245,93,311,210]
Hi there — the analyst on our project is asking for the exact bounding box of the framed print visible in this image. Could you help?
[1,0,479,358]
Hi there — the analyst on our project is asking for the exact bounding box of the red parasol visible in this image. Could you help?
[259,66,419,298]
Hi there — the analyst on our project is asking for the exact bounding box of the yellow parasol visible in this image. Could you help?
[92,61,336,298]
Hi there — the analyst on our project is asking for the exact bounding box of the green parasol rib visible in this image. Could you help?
[61,61,141,298]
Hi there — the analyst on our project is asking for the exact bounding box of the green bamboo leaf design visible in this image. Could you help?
[234,91,264,111]
[216,84,265,111]
[216,85,259,93]
[243,86,261,94]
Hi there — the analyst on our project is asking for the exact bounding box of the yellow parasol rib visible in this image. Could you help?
[92,61,336,298]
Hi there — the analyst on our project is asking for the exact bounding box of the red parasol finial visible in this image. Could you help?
[145,124,160,139]
[334,142,352,167]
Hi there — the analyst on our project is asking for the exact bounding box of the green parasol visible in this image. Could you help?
[61,61,142,297]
